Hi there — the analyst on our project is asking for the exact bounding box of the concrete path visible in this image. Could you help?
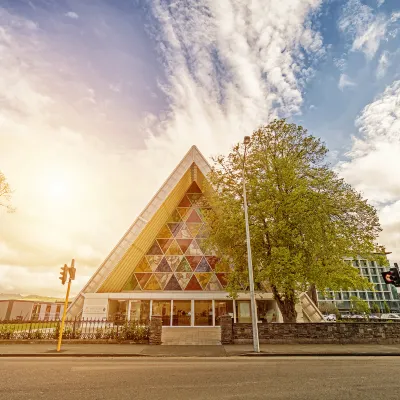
[2,343,400,357]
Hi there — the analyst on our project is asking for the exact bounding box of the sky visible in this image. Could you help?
[0,0,399,297]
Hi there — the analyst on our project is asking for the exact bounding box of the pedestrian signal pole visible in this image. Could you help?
[57,259,76,352]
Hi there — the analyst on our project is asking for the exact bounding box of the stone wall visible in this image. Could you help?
[222,319,400,344]
[149,316,162,345]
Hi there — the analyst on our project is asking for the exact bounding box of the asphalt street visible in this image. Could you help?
[1,357,398,400]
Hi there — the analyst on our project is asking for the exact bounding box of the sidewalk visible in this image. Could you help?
[2,343,400,357]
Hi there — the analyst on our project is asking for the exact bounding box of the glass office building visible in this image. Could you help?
[318,258,400,313]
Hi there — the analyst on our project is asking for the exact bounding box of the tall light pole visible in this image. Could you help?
[242,136,260,353]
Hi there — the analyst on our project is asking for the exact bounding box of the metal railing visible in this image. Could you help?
[0,318,150,341]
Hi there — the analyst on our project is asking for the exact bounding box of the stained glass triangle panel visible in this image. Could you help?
[165,239,184,255]
[144,274,162,290]
[176,238,192,254]
[157,225,173,239]
[187,193,202,206]
[195,257,212,272]
[175,224,192,239]
[206,274,223,291]
[165,255,182,271]
[156,273,172,289]
[155,257,172,272]
[186,209,202,223]
[216,273,228,288]
[175,272,192,290]
[146,241,163,255]
[185,274,202,290]
[164,274,182,290]
[157,238,174,253]
[134,258,152,273]
[195,272,212,289]
[178,195,191,207]
[186,223,202,237]
[168,209,182,223]
[176,257,192,272]
[146,255,163,271]
[185,256,202,271]
[177,208,191,220]
[135,273,152,289]
[123,273,141,291]
[186,181,202,193]
[205,256,219,270]
[168,222,183,237]
[196,223,209,238]
[185,239,203,256]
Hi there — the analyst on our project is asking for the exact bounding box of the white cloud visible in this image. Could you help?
[65,11,79,19]
[337,80,400,260]
[0,1,325,295]
[333,57,347,71]
[376,50,391,78]
[377,0,385,7]
[338,73,356,90]
[338,0,398,59]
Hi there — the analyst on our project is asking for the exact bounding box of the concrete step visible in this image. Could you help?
[161,327,221,345]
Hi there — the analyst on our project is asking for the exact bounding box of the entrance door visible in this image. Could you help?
[172,300,191,326]
[237,301,252,323]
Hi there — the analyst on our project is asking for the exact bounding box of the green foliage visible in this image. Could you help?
[371,302,380,314]
[204,119,384,322]
[121,322,149,341]
[319,302,340,319]
[350,296,371,315]
[383,301,391,313]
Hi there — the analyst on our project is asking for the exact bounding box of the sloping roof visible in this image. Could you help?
[67,146,212,317]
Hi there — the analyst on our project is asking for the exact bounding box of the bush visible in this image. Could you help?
[121,322,149,341]
[0,327,14,339]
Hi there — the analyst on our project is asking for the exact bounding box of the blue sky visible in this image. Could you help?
[0,0,399,295]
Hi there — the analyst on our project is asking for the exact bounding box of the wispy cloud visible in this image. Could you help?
[338,73,356,90]
[338,0,399,59]
[338,80,400,259]
[376,50,391,78]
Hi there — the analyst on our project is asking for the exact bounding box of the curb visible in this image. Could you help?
[2,352,400,358]
[239,352,400,357]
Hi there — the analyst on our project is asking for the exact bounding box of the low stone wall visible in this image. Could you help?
[223,319,400,344]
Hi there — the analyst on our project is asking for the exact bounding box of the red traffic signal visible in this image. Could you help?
[382,267,400,287]
[59,264,68,285]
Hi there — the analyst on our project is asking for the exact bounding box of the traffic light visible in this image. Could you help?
[69,266,76,280]
[381,266,400,287]
[59,264,68,285]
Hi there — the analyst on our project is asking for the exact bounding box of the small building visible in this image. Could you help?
[0,300,67,321]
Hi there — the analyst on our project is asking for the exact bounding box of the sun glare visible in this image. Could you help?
[49,180,68,198]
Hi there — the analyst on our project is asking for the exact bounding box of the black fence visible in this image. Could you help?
[0,318,150,341]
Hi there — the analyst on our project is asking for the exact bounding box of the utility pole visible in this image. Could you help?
[242,136,260,353]
[57,259,76,352]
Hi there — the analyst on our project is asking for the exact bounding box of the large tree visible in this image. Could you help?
[0,171,14,212]
[204,119,385,322]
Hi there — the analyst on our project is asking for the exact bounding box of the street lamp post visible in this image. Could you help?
[242,136,260,353]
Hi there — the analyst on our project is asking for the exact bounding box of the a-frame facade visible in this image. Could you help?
[68,146,278,326]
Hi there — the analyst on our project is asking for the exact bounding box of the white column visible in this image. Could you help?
[191,300,195,326]
[127,301,132,321]
[170,300,173,326]
[233,299,237,323]
[149,300,153,320]
[212,299,215,326]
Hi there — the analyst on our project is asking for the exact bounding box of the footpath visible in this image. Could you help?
[2,343,400,357]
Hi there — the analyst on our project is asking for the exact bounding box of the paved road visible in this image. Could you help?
[0,357,397,400]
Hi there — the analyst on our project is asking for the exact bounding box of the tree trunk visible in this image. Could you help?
[307,284,318,307]
[272,286,297,322]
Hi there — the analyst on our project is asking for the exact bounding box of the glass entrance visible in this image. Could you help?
[152,301,171,326]
[194,300,213,326]
[236,301,252,323]
[172,300,191,326]
[129,300,150,322]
